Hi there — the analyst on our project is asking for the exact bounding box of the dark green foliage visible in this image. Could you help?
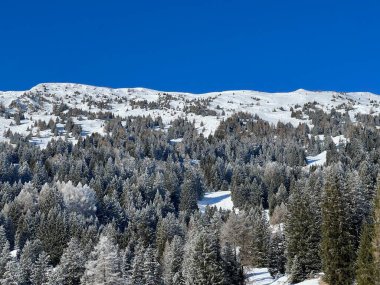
[373,177,380,284]
[356,221,375,285]
[179,171,201,214]
[0,105,378,284]
[268,231,286,277]
[285,181,321,280]
[321,165,355,285]
[37,207,69,266]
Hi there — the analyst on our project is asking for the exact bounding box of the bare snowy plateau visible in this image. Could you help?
[0,83,377,148]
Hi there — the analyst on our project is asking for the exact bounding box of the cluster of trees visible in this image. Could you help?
[0,102,379,284]
[285,164,380,284]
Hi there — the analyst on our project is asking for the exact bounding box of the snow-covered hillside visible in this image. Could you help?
[0,83,379,148]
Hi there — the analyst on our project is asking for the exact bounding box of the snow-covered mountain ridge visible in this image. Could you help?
[0,83,379,147]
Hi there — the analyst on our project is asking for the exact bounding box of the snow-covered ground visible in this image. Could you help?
[197,191,233,213]
[0,83,378,148]
[332,135,348,146]
[245,268,274,285]
[306,151,327,167]
[245,268,320,285]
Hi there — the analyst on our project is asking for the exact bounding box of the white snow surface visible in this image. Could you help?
[245,268,274,285]
[245,268,320,285]
[306,151,327,167]
[0,83,379,147]
[197,191,233,213]
[332,134,348,145]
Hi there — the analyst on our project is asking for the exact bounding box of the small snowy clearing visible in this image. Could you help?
[306,151,327,167]
[245,268,274,285]
[170,138,183,143]
[245,268,321,285]
[198,191,233,213]
[332,135,348,146]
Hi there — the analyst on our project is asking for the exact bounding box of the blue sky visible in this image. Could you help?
[1,0,380,93]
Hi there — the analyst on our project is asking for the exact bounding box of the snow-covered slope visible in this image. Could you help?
[245,268,321,285]
[0,83,379,147]
[198,191,233,212]
[306,151,327,168]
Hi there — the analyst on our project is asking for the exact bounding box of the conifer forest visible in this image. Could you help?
[0,84,379,285]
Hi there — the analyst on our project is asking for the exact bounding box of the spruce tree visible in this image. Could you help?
[179,173,199,214]
[182,221,225,285]
[373,176,380,284]
[285,181,321,281]
[1,257,21,285]
[30,252,51,285]
[0,242,11,280]
[246,208,270,267]
[142,246,162,285]
[37,206,69,266]
[321,165,355,285]
[55,237,85,285]
[185,228,224,285]
[129,241,145,285]
[19,239,43,285]
[356,221,375,285]
[81,235,123,285]
[289,255,303,284]
[162,236,184,285]
[221,242,243,285]
[268,231,286,278]
[121,244,134,282]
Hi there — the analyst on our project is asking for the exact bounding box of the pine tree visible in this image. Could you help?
[1,257,21,285]
[155,213,183,259]
[81,235,123,285]
[356,221,375,285]
[19,239,43,285]
[55,238,85,285]
[347,170,369,248]
[373,176,380,284]
[142,246,162,285]
[30,252,51,285]
[0,226,8,252]
[247,208,270,267]
[37,206,69,266]
[162,236,184,285]
[0,242,11,280]
[289,255,303,284]
[285,181,321,280]
[221,242,243,285]
[179,173,199,214]
[121,244,134,282]
[321,165,355,285]
[268,231,286,278]
[182,228,224,285]
[129,242,145,285]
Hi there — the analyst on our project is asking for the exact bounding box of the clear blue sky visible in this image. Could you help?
[1,0,380,93]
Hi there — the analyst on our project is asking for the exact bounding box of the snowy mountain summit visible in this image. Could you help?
[0,83,379,148]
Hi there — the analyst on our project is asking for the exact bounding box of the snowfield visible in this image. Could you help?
[0,83,379,148]
[197,191,233,213]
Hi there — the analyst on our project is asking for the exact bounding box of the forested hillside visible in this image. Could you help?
[0,84,379,284]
